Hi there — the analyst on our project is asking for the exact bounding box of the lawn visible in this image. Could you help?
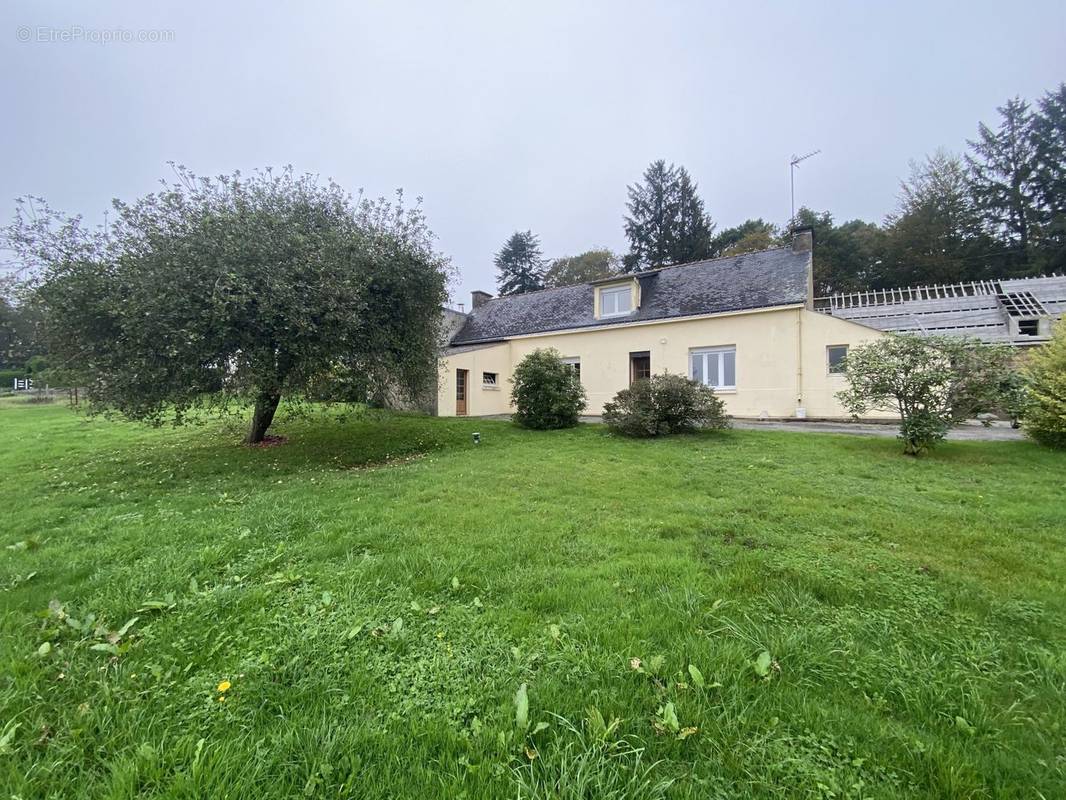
[1,398,1064,799]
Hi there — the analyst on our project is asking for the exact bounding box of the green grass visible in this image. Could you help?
[1,398,1064,799]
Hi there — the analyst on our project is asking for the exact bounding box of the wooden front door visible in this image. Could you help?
[629,351,651,384]
[456,369,468,415]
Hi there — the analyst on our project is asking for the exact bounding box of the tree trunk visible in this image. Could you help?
[246,390,281,444]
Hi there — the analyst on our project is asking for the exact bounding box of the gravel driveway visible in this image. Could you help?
[727,419,1025,441]
[480,414,1025,441]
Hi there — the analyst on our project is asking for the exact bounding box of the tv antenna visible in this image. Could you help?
[790,149,821,227]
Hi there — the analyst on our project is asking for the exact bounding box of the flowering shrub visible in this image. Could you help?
[836,335,1015,455]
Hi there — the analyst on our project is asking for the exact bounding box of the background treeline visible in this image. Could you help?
[0,289,42,373]
[3,84,1064,372]
[495,83,1066,296]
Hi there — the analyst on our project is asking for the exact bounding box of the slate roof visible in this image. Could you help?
[450,246,811,345]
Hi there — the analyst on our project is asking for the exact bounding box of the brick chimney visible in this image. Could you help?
[471,290,493,310]
[792,227,814,254]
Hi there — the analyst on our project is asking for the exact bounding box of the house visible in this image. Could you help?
[815,274,1065,345]
[437,230,890,419]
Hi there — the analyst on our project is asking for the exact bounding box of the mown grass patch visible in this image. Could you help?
[1,399,1064,798]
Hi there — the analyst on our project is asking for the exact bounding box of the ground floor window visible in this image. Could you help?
[689,346,736,390]
[826,345,849,374]
[561,357,581,382]
[482,372,499,388]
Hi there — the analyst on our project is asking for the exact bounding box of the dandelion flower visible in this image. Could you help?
[217,680,232,693]
[218,695,226,703]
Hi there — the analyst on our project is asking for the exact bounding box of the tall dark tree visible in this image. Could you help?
[494,230,545,295]
[543,249,619,288]
[623,160,714,270]
[1031,83,1066,272]
[0,282,44,369]
[5,168,449,443]
[0,296,24,369]
[837,219,890,291]
[672,167,716,265]
[882,151,995,286]
[966,97,1039,270]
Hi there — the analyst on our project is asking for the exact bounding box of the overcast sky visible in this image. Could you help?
[2,1,1064,306]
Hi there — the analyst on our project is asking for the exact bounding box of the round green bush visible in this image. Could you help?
[510,348,587,430]
[1023,322,1066,448]
[603,373,729,437]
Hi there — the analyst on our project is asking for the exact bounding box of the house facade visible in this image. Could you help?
[437,231,889,419]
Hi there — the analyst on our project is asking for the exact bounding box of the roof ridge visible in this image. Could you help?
[475,282,586,305]
[472,245,794,307]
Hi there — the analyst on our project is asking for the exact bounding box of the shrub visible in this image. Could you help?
[603,373,729,437]
[510,348,586,429]
[25,355,50,374]
[837,335,1015,455]
[996,369,1028,428]
[1022,322,1066,448]
[0,367,28,388]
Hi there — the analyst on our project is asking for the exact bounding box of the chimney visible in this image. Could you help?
[471,290,493,310]
[792,227,814,254]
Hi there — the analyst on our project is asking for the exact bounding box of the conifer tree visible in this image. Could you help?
[494,230,545,295]
[623,161,714,270]
[1031,83,1066,272]
[966,97,1039,268]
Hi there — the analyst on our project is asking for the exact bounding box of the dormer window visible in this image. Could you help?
[599,285,633,318]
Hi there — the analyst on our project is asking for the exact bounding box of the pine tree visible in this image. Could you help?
[1031,83,1066,272]
[494,230,545,295]
[883,151,995,286]
[623,161,675,270]
[672,167,715,264]
[623,160,714,270]
[966,97,1039,270]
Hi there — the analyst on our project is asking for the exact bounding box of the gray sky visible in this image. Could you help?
[2,1,1064,306]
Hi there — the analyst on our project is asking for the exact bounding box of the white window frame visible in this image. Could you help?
[689,346,736,391]
[482,371,499,389]
[561,357,581,382]
[826,345,849,375]
[599,285,632,318]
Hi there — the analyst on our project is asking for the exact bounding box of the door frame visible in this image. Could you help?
[455,368,469,416]
[629,351,651,384]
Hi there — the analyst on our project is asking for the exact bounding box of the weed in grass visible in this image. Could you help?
[513,714,674,800]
